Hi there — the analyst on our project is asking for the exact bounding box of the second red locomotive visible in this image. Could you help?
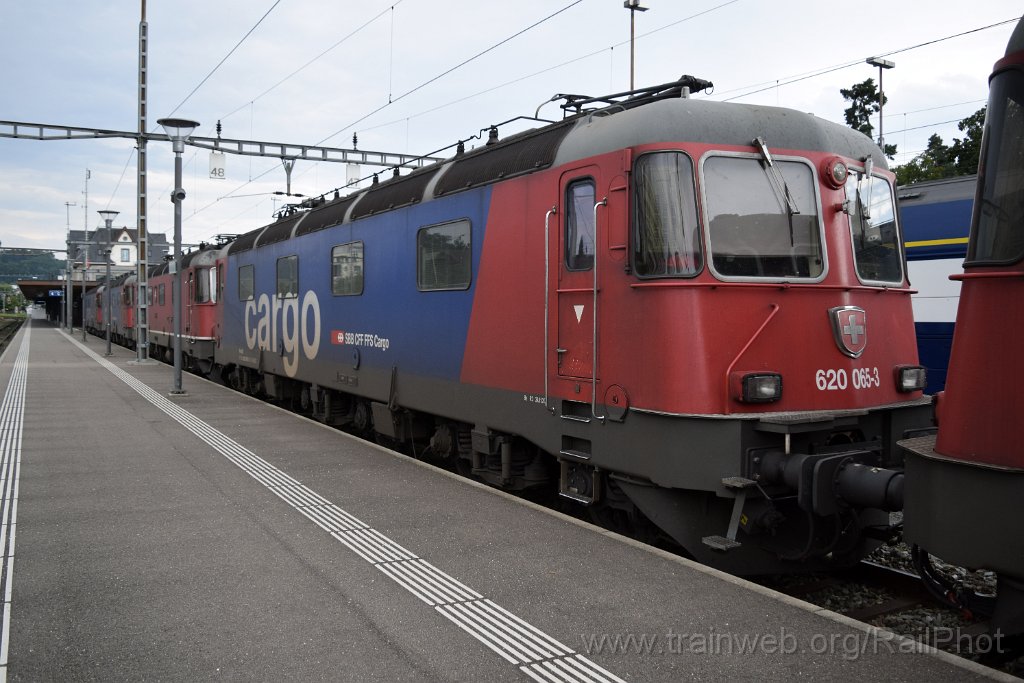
[902,19,1024,634]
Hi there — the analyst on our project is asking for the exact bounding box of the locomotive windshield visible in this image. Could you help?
[968,68,1024,264]
[632,152,703,277]
[703,155,824,280]
[845,171,903,284]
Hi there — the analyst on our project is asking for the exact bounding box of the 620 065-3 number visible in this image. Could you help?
[815,367,880,391]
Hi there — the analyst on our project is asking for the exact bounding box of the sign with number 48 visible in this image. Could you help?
[209,151,226,180]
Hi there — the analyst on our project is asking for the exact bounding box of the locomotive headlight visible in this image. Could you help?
[896,365,927,392]
[740,373,783,403]
[821,156,849,189]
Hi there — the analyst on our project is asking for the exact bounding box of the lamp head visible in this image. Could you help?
[158,117,200,152]
[97,209,119,226]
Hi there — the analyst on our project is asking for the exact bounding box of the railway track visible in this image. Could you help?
[763,557,1023,676]
[0,318,24,356]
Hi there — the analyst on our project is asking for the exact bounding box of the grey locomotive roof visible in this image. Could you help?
[228,95,886,254]
[552,97,886,169]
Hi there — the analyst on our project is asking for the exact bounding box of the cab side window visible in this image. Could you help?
[566,180,596,271]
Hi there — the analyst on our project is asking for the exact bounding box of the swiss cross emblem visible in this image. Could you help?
[829,306,867,358]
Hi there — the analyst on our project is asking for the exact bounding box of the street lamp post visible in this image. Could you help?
[157,117,199,396]
[866,57,895,149]
[64,201,76,330]
[97,209,118,357]
[81,230,89,342]
[79,261,87,341]
[624,0,648,90]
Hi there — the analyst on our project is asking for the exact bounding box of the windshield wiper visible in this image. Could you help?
[754,137,800,216]
[754,136,800,246]
[860,155,874,221]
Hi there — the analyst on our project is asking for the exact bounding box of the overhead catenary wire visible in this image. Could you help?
[164,0,283,122]
[216,1,405,126]
[246,0,732,154]
[189,0,588,216]
[718,16,1020,102]
[194,0,738,218]
[103,147,138,212]
[315,0,587,146]
[341,10,1001,148]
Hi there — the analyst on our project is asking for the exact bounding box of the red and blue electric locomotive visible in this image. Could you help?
[97,77,934,575]
[902,19,1024,633]
[210,78,931,575]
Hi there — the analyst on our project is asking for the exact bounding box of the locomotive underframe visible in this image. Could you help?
[213,354,932,575]
[902,437,1024,633]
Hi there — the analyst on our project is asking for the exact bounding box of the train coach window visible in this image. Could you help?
[845,172,903,284]
[332,241,364,296]
[276,256,298,299]
[566,180,596,271]
[633,152,702,277]
[418,220,471,291]
[703,155,823,280]
[238,264,254,301]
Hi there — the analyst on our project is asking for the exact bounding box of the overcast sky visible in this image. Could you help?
[0,0,1019,254]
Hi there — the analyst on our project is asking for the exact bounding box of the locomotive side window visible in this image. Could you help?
[845,172,903,284]
[238,264,254,301]
[277,256,298,299]
[566,180,596,271]
[332,241,364,296]
[633,152,702,277]
[158,284,165,306]
[417,220,471,291]
[968,73,1024,264]
[195,267,212,303]
[703,155,824,280]
[191,267,219,303]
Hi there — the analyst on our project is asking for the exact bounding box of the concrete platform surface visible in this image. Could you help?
[0,322,1008,682]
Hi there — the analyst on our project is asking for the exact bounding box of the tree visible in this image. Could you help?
[841,78,883,136]
[950,107,986,176]
[0,252,65,284]
[894,134,953,185]
[892,106,986,185]
[0,285,26,315]
[840,78,897,159]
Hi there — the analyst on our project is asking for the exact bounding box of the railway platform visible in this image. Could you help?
[0,320,1010,681]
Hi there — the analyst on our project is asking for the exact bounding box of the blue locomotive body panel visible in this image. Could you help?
[219,186,493,384]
